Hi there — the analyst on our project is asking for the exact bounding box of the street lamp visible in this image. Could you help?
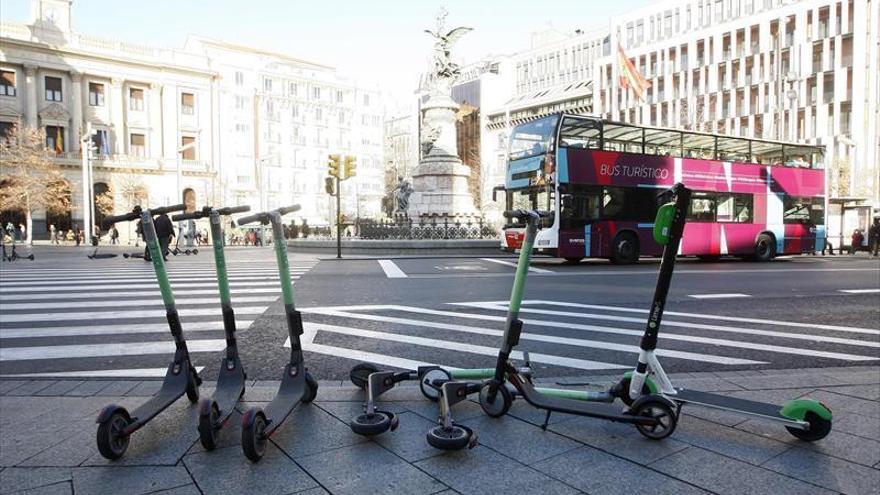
[177,140,198,245]
[80,123,97,242]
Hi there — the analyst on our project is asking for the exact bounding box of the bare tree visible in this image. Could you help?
[116,170,149,210]
[0,126,68,244]
[94,185,115,217]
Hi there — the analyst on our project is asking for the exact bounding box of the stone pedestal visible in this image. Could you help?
[407,93,477,217]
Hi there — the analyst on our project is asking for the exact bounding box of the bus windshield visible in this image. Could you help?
[505,185,555,228]
[509,115,559,161]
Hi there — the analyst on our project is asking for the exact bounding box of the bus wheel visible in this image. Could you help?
[563,257,583,264]
[754,234,776,261]
[611,233,639,264]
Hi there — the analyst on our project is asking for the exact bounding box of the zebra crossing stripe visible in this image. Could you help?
[0,280,294,293]
[304,305,878,360]
[0,275,296,286]
[0,295,278,311]
[0,366,206,379]
[303,322,625,371]
[0,288,279,301]
[0,305,269,324]
[0,339,227,361]
[0,320,255,339]
[311,308,763,365]
[480,258,553,273]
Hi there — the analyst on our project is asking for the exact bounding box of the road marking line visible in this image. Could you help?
[480,258,553,273]
[313,309,762,365]
[688,293,752,299]
[0,275,299,286]
[0,280,293,293]
[454,300,880,337]
[0,320,255,339]
[302,322,625,371]
[0,296,277,311]
[378,260,407,278]
[0,306,269,324]
[0,288,279,301]
[291,338,452,371]
[304,305,878,359]
[838,289,880,294]
[0,339,226,361]
[0,366,206,379]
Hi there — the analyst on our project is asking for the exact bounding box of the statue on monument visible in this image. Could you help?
[392,177,414,214]
[423,7,472,94]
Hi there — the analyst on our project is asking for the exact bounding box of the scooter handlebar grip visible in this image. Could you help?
[217,205,251,216]
[236,212,264,226]
[101,211,139,229]
[152,204,186,215]
[171,212,201,222]
[503,209,529,219]
[274,204,301,216]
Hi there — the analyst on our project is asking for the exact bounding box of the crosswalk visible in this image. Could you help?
[0,259,317,378]
[295,300,880,375]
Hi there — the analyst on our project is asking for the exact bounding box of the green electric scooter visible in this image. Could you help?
[618,183,833,441]
[237,205,318,462]
[172,205,251,450]
[95,204,202,460]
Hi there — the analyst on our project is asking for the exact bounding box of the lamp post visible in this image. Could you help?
[177,140,198,245]
[79,123,97,242]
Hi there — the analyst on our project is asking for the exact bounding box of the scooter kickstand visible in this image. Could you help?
[541,410,552,430]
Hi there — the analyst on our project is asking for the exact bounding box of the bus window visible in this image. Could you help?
[602,123,643,153]
[716,193,753,222]
[509,115,559,161]
[716,137,751,163]
[600,186,658,222]
[505,186,555,228]
[810,148,825,169]
[682,133,715,159]
[688,192,716,222]
[560,185,601,229]
[559,116,601,149]
[784,196,824,224]
[644,129,683,157]
[783,145,816,168]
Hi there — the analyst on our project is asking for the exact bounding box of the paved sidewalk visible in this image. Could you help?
[1,366,878,494]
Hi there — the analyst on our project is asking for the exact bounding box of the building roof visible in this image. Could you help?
[185,35,334,71]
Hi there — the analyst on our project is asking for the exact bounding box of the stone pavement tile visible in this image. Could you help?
[71,466,192,495]
[13,481,72,495]
[401,399,483,424]
[241,383,280,402]
[807,390,880,419]
[271,403,367,459]
[17,427,97,467]
[373,412,446,463]
[125,381,162,396]
[547,416,689,464]
[414,446,578,495]
[832,412,880,440]
[503,399,582,427]
[820,370,880,386]
[650,447,835,495]
[148,484,201,495]
[723,373,847,391]
[672,416,791,465]
[819,383,880,401]
[532,445,709,495]
[32,381,84,397]
[297,442,446,495]
[762,446,880,495]
[64,381,113,397]
[92,381,140,396]
[183,444,317,495]
[2,381,56,397]
[799,429,880,467]
[305,385,362,402]
[0,467,71,494]
[0,381,28,395]
[464,414,580,465]
[81,399,200,466]
[314,399,407,423]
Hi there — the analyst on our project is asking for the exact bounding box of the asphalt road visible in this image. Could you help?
[1,245,878,382]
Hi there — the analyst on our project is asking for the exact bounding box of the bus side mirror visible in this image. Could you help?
[492,186,504,202]
[653,203,676,245]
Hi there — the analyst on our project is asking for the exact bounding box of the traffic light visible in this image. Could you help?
[324,176,335,195]
[344,155,357,179]
[328,154,341,178]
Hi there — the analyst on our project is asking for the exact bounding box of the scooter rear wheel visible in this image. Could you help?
[198,401,220,450]
[426,424,476,450]
[96,411,131,460]
[350,363,380,389]
[242,410,268,462]
[632,396,677,440]
[785,411,831,441]
[419,368,451,401]
[478,381,512,418]
[350,411,394,436]
[302,372,319,403]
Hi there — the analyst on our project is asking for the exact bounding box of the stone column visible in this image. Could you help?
[69,71,83,152]
[110,78,125,155]
[23,65,38,128]
[150,83,162,158]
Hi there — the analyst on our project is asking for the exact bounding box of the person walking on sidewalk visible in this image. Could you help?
[49,224,57,244]
[850,229,863,255]
[18,222,26,244]
[869,217,880,257]
[110,226,119,245]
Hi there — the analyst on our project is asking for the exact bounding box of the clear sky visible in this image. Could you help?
[0,0,654,106]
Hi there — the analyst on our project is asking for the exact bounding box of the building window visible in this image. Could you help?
[180,136,196,160]
[290,82,297,96]
[181,92,195,115]
[45,76,62,102]
[1,70,17,96]
[363,94,369,106]
[129,88,144,111]
[315,107,322,121]
[312,86,321,100]
[234,95,245,110]
[336,90,343,103]
[338,111,345,124]
[0,121,15,143]
[92,129,109,156]
[263,77,272,92]
[636,21,644,42]
[88,82,105,106]
[130,133,145,157]
[234,71,244,86]
[45,125,64,152]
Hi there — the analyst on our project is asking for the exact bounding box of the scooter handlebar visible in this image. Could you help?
[237,204,299,226]
[236,212,264,226]
[217,205,251,216]
[173,205,251,221]
[101,208,142,229]
[171,211,200,222]
[151,204,186,216]
[503,209,553,220]
[274,204,301,216]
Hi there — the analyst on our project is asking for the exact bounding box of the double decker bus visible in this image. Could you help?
[499,113,825,263]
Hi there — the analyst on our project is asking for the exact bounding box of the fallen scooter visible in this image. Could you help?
[172,205,251,450]
[95,204,202,460]
[618,182,833,441]
[237,205,318,461]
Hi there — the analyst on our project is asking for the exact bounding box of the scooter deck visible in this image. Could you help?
[129,362,190,427]
[262,363,305,435]
[517,382,646,424]
[211,358,246,420]
[672,388,785,420]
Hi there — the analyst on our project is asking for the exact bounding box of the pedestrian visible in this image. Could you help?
[255,228,263,247]
[111,226,119,245]
[18,222,26,243]
[49,224,57,244]
[65,229,74,244]
[869,217,880,257]
[850,229,863,255]
[92,224,101,247]
[301,219,310,239]
[153,212,175,261]
[75,228,82,246]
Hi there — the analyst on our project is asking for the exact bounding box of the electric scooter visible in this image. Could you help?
[172,205,250,450]
[428,208,678,450]
[95,204,202,460]
[237,205,318,461]
[619,183,833,441]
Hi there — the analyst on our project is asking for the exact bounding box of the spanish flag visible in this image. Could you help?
[54,127,63,154]
[618,45,651,100]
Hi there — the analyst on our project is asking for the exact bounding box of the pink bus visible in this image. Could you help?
[500,114,826,263]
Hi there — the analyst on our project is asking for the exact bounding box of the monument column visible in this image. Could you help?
[69,71,83,152]
[23,64,38,128]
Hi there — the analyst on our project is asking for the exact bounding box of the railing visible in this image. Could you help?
[356,215,497,240]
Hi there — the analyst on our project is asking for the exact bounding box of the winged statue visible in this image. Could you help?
[424,8,472,81]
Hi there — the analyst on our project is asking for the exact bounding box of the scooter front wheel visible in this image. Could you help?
[785,412,831,441]
[632,396,677,440]
[426,424,477,450]
[478,381,512,418]
[349,363,380,389]
[96,411,131,460]
[350,411,396,436]
[198,400,220,450]
[419,368,451,401]
[242,409,268,462]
